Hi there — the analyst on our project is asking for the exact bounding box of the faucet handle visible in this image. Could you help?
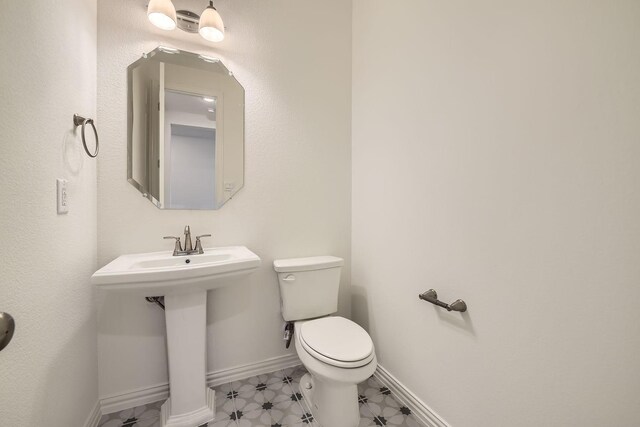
[194,234,211,254]
[163,236,183,255]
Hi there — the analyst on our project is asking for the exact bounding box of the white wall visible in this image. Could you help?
[0,1,99,426]
[97,0,352,399]
[352,1,640,426]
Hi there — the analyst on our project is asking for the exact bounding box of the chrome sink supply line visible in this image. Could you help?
[145,296,165,310]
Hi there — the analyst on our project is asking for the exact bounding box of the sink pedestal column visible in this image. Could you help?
[160,290,215,427]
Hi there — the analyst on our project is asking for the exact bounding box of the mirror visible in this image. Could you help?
[128,47,244,209]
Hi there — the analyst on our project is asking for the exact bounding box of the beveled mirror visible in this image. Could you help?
[128,47,244,209]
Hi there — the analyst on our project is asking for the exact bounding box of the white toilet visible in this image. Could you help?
[274,256,377,427]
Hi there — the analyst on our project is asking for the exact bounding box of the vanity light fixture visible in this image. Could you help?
[147,0,177,30]
[203,97,214,103]
[198,1,225,42]
[147,0,225,42]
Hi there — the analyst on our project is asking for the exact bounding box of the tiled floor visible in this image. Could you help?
[98,365,424,427]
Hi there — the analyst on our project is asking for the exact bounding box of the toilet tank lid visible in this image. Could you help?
[273,256,344,273]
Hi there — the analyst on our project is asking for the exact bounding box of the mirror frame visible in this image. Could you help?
[126,46,245,209]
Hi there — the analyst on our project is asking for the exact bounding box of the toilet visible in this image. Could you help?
[274,256,377,427]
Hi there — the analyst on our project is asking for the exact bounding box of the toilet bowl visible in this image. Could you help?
[273,256,377,427]
[294,317,377,427]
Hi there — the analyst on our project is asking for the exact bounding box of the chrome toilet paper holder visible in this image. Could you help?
[419,289,467,312]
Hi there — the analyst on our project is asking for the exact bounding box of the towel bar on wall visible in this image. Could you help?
[419,289,467,312]
[73,113,99,158]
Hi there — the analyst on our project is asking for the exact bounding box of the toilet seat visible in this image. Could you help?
[298,317,375,369]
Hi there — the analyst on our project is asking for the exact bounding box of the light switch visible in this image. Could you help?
[57,178,68,214]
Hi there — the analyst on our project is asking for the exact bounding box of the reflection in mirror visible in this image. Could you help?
[164,91,217,209]
[128,47,244,210]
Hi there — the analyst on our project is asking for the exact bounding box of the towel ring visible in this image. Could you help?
[73,114,99,158]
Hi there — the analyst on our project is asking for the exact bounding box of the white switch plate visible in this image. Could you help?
[57,178,68,214]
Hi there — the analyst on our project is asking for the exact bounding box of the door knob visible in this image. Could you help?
[0,312,15,352]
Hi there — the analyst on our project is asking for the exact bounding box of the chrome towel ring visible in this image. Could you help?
[73,113,99,158]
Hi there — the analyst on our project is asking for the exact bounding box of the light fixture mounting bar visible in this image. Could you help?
[176,9,200,33]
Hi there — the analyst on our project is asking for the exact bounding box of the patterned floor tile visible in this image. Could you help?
[235,387,278,413]
[230,408,269,427]
[99,415,161,427]
[244,407,287,426]
[271,393,307,425]
[218,381,244,402]
[237,374,273,398]
[358,403,379,427]
[209,417,237,427]
[133,417,161,427]
[266,369,294,392]
[282,407,315,427]
[287,366,310,396]
[364,393,422,427]
[234,408,283,427]
[285,420,317,427]
[104,367,426,427]
[358,376,382,392]
[361,378,392,407]
[98,400,163,427]
[214,388,237,421]
[271,399,312,426]
[281,365,307,380]
[295,391,312,414]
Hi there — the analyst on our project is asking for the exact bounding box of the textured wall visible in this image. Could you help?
[0,1,99,426]
[97,0,352,398]
[352,1,640,426]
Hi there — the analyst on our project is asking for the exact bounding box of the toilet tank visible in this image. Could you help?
[273,256,344,321]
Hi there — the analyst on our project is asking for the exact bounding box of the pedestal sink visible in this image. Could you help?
[92,246,261,427]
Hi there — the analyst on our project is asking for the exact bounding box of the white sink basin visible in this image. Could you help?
[92,245,261,427]
[91,246,260,295]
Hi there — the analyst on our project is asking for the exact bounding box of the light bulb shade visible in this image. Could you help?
[148,0,177,31]
[199,4,225,42]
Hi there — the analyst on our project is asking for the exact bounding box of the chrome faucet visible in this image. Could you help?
[183,226,193,252]
[164,225,211,256]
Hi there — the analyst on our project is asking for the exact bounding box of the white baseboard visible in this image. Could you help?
[374,364,450,427]
[100,382,170,415]
[207,353,301,387]
[83,400,102,427]
[99,353,300,415]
